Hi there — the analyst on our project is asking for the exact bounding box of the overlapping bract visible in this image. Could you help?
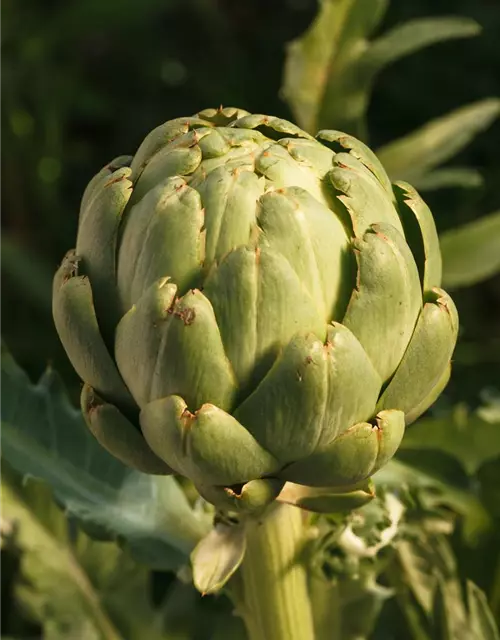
[53,107,458,512]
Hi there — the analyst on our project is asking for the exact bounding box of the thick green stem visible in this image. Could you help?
[238,503,315,640]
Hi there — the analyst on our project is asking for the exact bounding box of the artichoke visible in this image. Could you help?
[53,107,458,512]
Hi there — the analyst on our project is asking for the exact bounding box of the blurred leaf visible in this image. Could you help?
[377,99,500,187]
[307,494,399,640]
[398,533,462,620]
[1,345,209,570]
[74,520,174,640]
[366,17,480,71]
[2,469,173,640]
[278,480,375,513]
[374,459,490,543]
[1,235,53,314]
[394,533,498,639]
[282,0,479,137]
[466,580,500,640]
[400,405,500,476]
[440,210,500,289]
[477,458,500,518]
[2,470,121,640]
[413,167,483,191]
[157,577,244,640]
[191,522,246,595]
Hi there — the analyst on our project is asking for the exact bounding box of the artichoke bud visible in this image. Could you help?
[53,108,458,513]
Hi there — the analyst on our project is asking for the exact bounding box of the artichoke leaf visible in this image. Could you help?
[232,113,314,140]
[196,478,285,514]
[316,130,392,195]
[140,395,280,486]
[204,245,325,394]
[404,364,451,426]
[197,106,250,126]
[81,384,172,475]
[196,128,231,159]
[257,186,349,322]
[278,137,334,177]
[377,288,458,421]
[342,223,422,382]
[256,143,327,205]
[52,251,134,413]
[76,166,133,335]
[130,130,207,204]
[195,165,263,269]
[234,325,381,464]
[79,155,132,219]
[394,181,442,290]
[130,117,212,181]
[280,410,405,487]
[329,152,404,238]
[191,521,246,595]
[117,176,205,310]
[277,479,375,513]
[147,289,238,412]
[115,278,178,409]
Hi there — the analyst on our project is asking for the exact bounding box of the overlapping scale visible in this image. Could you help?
[195,165,264,269]
[394,181,442,290]
[342,223,422,382]
[256,187,350,322]
[52,251,134,413]
[234,325,382,464]
[280,410,405,487]
[140,395,280,486]
[117,177,205,310]
[377,289,458,422]
[76,165,132,337]
[81,384,171,474]
[203,245,325,393]
[329,153,404,237]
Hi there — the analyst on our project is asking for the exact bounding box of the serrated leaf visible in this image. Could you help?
[191,522,246,595]
[390,525,499,639]
[1,346,209,570]
[2,470,121,640]
[374,459,490,543]
[398,534,461,617]
[400,404,500,476]
[377,99,500,186]
[282,0,479,137]
[2,469,173,640]
[467,580,500,640]
[440,210,500,289]
[432,576,499,640]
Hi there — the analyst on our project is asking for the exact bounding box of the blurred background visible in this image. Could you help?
[2,0,500,638]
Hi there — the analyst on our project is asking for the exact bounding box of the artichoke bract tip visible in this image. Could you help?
[53,107,458,513]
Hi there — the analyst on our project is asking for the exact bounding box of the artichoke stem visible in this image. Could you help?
[238,503,315,640]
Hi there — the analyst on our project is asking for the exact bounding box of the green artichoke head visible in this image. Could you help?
[53,107,458,513]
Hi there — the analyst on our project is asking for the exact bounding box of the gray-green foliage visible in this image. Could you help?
[0,346,209,570]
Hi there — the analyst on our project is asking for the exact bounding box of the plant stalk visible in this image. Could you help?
[237,503,315,640]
